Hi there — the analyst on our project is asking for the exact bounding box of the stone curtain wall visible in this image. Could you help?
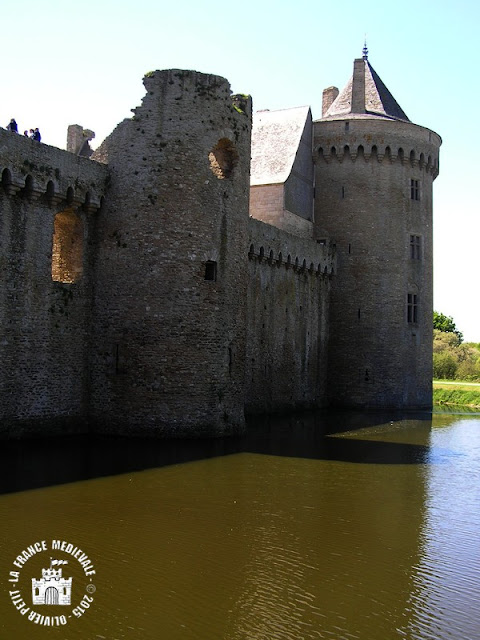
[0,131,107,435]
[89,71,252,436]
[245,219,335,413]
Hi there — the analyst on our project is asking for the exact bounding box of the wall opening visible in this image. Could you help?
[208,138,238,179]
[46,180,55,205]
[410,179,420,201]
[22,174,34,199]
[410,234,422,259]
[407,293,418,324]
[204,260,217,281]
[51,208,84,283]
[1,168,12,194]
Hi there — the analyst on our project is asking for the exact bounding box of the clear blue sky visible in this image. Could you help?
[2,0,478,340]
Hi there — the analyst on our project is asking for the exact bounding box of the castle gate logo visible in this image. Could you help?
[8,539,96,627]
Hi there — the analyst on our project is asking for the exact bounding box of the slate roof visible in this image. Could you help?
[324,59,409,122]
[250,106,311,186]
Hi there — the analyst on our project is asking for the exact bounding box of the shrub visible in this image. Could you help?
[433,352,457,379]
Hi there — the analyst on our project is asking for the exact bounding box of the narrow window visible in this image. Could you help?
[204,260,217,281]
[410,235,421,259]
[341,186,345,199]
[407,293,418,323]
[115,344,120,374]
[410,179,420,201]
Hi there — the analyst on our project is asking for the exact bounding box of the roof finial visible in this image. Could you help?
[362,38,368,60]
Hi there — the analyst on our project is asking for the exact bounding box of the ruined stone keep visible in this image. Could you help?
[0,53,441,437]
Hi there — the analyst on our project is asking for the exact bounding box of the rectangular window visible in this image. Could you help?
[204,260,217,281]
[410,179,420,201]
[410,235,422,259]
[407,293,418,323]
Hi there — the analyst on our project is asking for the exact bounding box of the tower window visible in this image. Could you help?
[407,293,418,323]
[410,179,420,201]
[410,235,422,260]
[204,260,217,281]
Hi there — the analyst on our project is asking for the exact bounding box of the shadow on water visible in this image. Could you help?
[0,410,433,495]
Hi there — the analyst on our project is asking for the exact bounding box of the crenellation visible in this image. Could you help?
[247,238,335,276]
[316,142,439,175]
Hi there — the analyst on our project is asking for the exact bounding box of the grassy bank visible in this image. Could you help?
[433,380,480,408]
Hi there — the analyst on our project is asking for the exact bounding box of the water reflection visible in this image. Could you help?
[0,410,433,495]
[0,410,479,640]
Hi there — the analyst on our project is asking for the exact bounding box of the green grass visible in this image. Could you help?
[433,380,480,408]
[434,380,480,391]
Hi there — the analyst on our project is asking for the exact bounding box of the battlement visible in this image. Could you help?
[314,117,441,179]
[0,129,108,212]
[248,240,335,276]
[41,567,63,580]
[248,218,336,274]
[315,142,439,177]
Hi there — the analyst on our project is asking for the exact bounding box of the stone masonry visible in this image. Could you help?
[0,53,440,438]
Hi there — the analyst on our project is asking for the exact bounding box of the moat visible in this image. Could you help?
[1,409,479,639]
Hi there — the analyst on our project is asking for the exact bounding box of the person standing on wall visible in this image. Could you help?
[6,119,18,133]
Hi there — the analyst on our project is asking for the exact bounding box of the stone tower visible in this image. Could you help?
[314,50,441,408]
[89,70,252,435]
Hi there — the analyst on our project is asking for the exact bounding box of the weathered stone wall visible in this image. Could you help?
[245,219,335,413]
[0,131,107,435]
[314,117,441,408]
[89,70,252,436]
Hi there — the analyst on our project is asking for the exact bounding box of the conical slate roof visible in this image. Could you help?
[324,57,410,122]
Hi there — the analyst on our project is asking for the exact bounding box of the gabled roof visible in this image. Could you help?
[324,58,409,122]
[250,106,311,186]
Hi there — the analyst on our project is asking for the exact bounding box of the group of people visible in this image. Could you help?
[6,118,41,142]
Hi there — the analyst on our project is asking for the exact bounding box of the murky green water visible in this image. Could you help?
[1,410,479,639]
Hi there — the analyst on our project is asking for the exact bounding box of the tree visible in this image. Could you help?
[433,311,463,343]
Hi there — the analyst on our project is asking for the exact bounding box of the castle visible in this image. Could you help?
[32,563,72,605]
[0,51,441,438]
